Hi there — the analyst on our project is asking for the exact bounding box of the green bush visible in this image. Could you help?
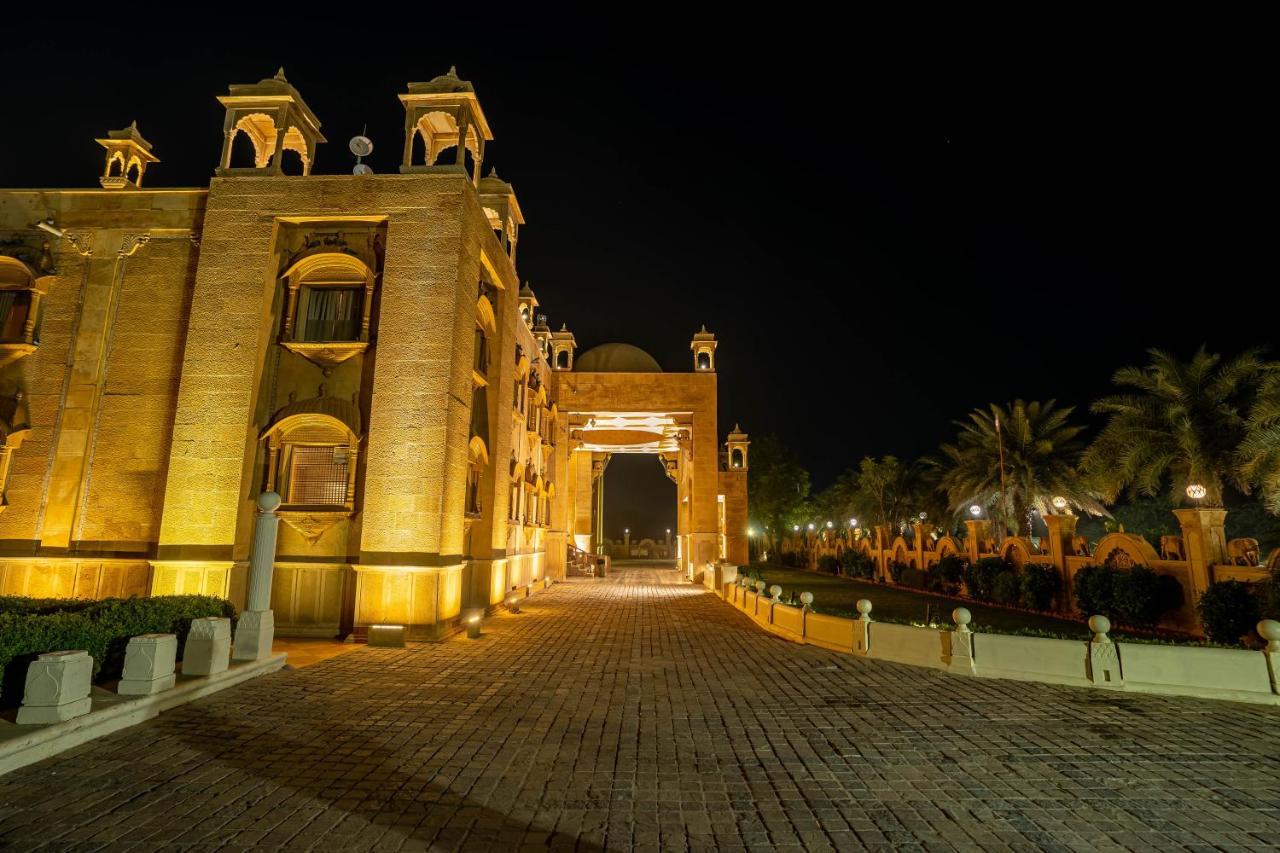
[1019,563,1062,611]
[840,551,876,579]
[992,571,1021,606]
[934,555,966,592]
[963,557,1006,601]
[1196,581,1261,645]
[1073,564,1182,628]
[816,555,839,574]
[888,561,908,584]
[0,595,236,705]
[899,566,927,589]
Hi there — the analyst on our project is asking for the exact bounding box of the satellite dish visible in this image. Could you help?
[349,135,373,157]
[353,163,373,176]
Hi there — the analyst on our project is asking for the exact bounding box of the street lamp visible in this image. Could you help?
[807,523,815,531]
[793,525,800,532]
[969,505,982,517]
[1186,483,1207,502]
[849,518,857,527]
[1052,496,1068,511]
[826,521,833,529]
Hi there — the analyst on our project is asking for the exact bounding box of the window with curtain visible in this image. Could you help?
[296,286,361,342]
[0,291,31,342]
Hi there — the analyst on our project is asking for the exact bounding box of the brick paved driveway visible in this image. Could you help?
[3,564,1279,851]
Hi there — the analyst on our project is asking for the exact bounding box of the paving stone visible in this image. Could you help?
[2,564,1278,851]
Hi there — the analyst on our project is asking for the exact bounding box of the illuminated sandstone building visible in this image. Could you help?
[0,68,747,638]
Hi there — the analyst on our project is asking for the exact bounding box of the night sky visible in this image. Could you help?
[6,17,1270,539]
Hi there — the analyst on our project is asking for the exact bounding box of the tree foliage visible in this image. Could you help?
[937,399,1105,535]
[1083,347,1265,507]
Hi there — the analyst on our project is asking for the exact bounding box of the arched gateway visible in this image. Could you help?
[543,333,749,581]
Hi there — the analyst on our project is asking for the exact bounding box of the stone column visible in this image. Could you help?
[1042,514,1078,611]
[1173,508,1229,604]
[1041,514,1077,572]
[233,491,281,662]
[964,519,991,565]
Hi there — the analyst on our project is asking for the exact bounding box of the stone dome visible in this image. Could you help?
[574,343,663,373]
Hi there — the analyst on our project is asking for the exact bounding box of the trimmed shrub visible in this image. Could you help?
[963,557,1006,602]
[1196,581,1261,645]
[1072,565,1116,617]
[934,555,966,593]
[1019,563,1062,611]
[1114,565,1183,628]
[1073,564,1182,628]
[841,550,876,579]
[899,566,927,590]
[992,571,1021,606]
[816,555,839,574]
[888,561,908,584]
[0,595,236,705]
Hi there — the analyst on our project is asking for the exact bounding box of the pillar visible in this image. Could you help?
[964,519,991,565]
[233,492,280,662]
[1173,508,1229,604]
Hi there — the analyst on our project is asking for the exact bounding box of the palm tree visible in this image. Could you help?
[1083,347,1265,508]
[938,400,1105,536]
[1238,365,1280,514]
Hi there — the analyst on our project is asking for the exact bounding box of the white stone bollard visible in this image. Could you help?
[754,580,766,595]
[183,617,232,676]
[17,650,93,724]
[234,491,281,662]
[1259,620,1280,694]
[799,591,814,610]
[854,599,873,654]
[118,634,178,696]
[1087,615,1123,687]
[949,608,976,673]
[769,584,783,602]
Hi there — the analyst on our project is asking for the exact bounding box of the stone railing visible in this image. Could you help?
[716,577,1280,706]
[782,509,1276,633]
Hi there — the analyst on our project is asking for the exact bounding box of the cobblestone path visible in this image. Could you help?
[2,564,1278,851]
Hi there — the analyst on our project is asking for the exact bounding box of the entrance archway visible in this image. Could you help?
[546,339,749,582]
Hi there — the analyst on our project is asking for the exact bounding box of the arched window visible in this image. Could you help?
[260,394,362,543]
[0,256,51,365]
[731,448,744,468]
[279,253,375,370]
[697,351,711,371]
[556,349,569,369]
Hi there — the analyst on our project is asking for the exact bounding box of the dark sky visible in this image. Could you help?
[6,15,1271,534]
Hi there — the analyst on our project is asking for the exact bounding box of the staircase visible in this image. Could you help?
[567,544,596,577]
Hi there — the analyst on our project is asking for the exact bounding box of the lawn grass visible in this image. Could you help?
[751,565,1094,637]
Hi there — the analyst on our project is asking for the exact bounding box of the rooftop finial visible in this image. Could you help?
[275,67,288,81]
[447,65,459,77]
[700,324,708,333]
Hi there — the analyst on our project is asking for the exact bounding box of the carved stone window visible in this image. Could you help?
[0,255,53,367]
[261,392,362,544]
[279,253,375,370]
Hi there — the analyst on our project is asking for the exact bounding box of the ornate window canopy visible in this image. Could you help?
[279,251,375,369]
[260,391,362,544]
[0,255,55,367]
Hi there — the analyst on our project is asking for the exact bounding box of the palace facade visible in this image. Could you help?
[0,68,748,639]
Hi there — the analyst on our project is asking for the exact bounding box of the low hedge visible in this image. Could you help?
[1073,564,1182,628]
[0,595,236,705]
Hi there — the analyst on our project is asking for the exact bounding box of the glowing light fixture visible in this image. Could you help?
[1186,483,1207,501]
[969,505,982,517]
[825,521,833,529]
[807,523,815,531]
[849,518,858,527]
[918,512,927,521]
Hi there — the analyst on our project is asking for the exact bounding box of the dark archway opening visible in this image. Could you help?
[602,454,676,561]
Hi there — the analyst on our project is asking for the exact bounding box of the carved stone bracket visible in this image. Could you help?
[62,231,94,257]
[118,233,152,258]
